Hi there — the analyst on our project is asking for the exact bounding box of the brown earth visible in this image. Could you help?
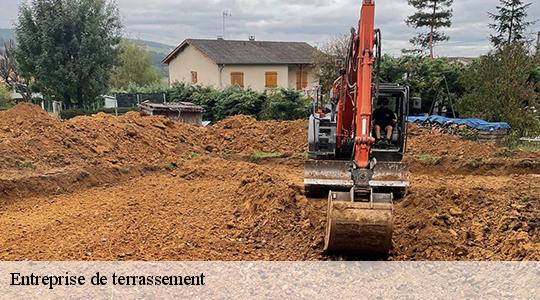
[0,104,538,261]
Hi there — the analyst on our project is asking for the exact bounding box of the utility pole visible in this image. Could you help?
[536,31,540,53]
[222,10,232,39]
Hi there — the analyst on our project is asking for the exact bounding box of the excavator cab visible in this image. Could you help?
[372,84,410,160]
[306,84,410,197]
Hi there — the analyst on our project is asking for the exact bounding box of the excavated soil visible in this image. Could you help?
[0,104,538,261]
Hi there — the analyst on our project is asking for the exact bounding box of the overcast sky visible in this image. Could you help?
[1,0,539,57]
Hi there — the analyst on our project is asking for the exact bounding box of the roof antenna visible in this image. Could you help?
[222,10,232,40]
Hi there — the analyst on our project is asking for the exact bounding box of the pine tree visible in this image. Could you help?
[406,0,454,58]
[489,0,534,48]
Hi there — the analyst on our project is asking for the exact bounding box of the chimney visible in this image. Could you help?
[249,36,255,41]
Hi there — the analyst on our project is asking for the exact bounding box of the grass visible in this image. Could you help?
[185,152,200,160]
[458,128,479,141]
[293,152,309,160]
[249,151,283,163]
[503,133,540,151]
[496,147,516,157]
[16,160,34,169]
[413,153,441,163]
[164,163,178,171]
[516,142,540,153]
[221,150,233,160]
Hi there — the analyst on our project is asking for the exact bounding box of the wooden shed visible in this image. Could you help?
[139,101,205,125]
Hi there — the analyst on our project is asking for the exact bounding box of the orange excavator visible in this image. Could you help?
[305,0,410,255]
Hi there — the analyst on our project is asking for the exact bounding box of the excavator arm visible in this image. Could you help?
[334,0,376,169]
[354,0,376,168]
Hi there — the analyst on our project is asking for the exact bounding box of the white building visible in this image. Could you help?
[162,38,319,92]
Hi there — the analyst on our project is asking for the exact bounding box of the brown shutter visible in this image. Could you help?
[191,71,198,84]
[265,72,278,88]
[231,72,244,88]
[296,71,309,90]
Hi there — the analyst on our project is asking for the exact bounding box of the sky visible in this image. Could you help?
[0,0,539,57]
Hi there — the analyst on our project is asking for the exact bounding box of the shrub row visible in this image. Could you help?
[166,83,312,122]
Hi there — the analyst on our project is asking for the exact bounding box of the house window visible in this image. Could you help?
[296,71,308,90]
[191,71,198,84]
[231,72,244,88]
[265,72,278,88]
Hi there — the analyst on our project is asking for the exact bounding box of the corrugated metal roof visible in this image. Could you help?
[139,101,205,113]
[162,39,315,65]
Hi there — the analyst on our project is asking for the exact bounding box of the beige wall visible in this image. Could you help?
[288,65,319,92]
[221,65,289,92]
[168,45,219,87]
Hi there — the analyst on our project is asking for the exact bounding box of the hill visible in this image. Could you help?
[0,28,15,47]
[126,38,174,76]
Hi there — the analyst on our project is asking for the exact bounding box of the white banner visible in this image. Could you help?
[0,262,538,299]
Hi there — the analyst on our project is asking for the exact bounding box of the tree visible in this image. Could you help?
[15,0,122,109]
[380,54,466,114]
[110,40,161,90]
[0,40,32,102]
[457,43,540,137]
[313,34,350,94]
[406,0,453,58]
[489,0,534,48]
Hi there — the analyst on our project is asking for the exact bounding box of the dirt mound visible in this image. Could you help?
[205,115,307,155]
[406,124,540,175]
[392,174,540,260]
[0,105,309,199]
[407,124,499,160]
[0,104,205,174]
[0,156,324,260]
[0,106,306,176]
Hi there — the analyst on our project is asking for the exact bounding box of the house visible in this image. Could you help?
[162,38,318,92]
[139,101,205,126]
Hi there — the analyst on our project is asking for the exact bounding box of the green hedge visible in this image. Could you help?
[166,83,312,122]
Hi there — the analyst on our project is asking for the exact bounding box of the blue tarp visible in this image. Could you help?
[407,115,511,131]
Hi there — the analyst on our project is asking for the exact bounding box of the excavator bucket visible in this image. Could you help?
[324,190,394,254]
[304,160,407,255]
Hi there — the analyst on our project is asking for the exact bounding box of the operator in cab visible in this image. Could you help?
[373,97,397,146]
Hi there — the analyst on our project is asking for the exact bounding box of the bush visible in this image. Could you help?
[0,83,14,110]
[457,43,540,137]
[215,86,266,120]
[190,86,221,121]
[259,89,311,120]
